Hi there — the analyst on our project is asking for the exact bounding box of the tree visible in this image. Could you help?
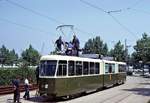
[83,36,108,56]
[102,43,108,56]
[83,39,93,54]
[0,45,9,66]
[0,45,18,66]
[7,49,18,65]
[21,45,40,66]
[109,41,125,61]
[132,33,150,64]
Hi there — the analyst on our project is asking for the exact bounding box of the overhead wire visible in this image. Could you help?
[125,7,150,16]
[0,17,58,54]
[100,0,144,14]
[80,0,138,39]
[114,0,145,13]
[126,0,144,10]
[0,17,54,35]
[80,0,107,13]
[5,0,92,36]
[107,14,138,38]
[126,0,149,15]
[5,0,64,25]
[5,0,143,41]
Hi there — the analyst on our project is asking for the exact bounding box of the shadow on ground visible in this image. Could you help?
[139,83,150,85]
[123,88,150,96]
[23,85,123,102]
[27,96,56,103]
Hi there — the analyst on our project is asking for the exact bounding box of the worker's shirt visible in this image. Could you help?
[25,79,29,85]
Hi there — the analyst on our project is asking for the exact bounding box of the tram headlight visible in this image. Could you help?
[45,84,48,89]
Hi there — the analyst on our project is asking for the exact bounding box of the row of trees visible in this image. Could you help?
[83,36,125,61]
[0,45,18,66]
[0,45,40,67]
[83,33,150,65]
[132,33,150,65]
[0,32,150,67]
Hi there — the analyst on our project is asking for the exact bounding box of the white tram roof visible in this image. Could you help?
[40,55,102,62]
[40,55,126,65]
[103,60,126,65]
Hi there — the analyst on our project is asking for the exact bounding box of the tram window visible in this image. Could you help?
[63,65,67,75]
[59,60,67,64]
[39,62,45,76]
[95,63,100,74]
[119,64,126,72]
[90,62,94,74]
[57,65,62,76]
[68,61,75,76]
[105,63,109,73]
[83,62,89,75]
[39,60,57,76]
[57,65,67,76]
[108,65,112,73]
[105,63,115,73]
[76,61,82,75]
[119,64,122,72]
[57,60,67,76]
[112,64,115,73]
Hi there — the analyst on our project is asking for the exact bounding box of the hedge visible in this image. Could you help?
[0,68,36,86]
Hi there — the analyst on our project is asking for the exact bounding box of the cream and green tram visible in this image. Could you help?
[39,55,126,98]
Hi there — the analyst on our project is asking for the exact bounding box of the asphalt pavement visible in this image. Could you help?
[1,76,150,103]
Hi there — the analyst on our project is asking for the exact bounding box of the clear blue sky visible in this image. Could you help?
[0,0,150,55]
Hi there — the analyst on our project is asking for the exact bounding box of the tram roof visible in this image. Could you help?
[103,60,126,65]
[40,55,102,62]
[40,55,126,65]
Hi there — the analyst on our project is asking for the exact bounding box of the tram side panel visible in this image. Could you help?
[117,64,126,84]
[54,75,104,97]
[39,78,56,96]
[117,72,126,84]
[103,73,118,87]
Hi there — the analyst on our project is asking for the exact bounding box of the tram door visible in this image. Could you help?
[104,63,115,86]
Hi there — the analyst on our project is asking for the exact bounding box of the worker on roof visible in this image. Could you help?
[72,34,80,56]
[55,36,64,52]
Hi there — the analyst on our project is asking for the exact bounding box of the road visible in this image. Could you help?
[60,76,150,103]
[1,76,150,103]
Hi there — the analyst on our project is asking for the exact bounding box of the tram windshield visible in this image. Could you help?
[39,60,57,76]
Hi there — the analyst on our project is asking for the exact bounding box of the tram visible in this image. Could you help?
[38,54,126,98]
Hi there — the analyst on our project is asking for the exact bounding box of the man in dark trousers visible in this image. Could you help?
[72,34,80,56]
[12,77,20,103]
[55,36,64,52]
[23,78,30,100]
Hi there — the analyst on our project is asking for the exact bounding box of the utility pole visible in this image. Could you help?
[125,39,131,71]
[125,39,127,62]
[125,39,128,71]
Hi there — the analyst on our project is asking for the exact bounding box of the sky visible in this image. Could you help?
[0,0,150,55]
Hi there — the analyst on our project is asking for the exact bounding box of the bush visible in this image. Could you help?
[0,68,36,86]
